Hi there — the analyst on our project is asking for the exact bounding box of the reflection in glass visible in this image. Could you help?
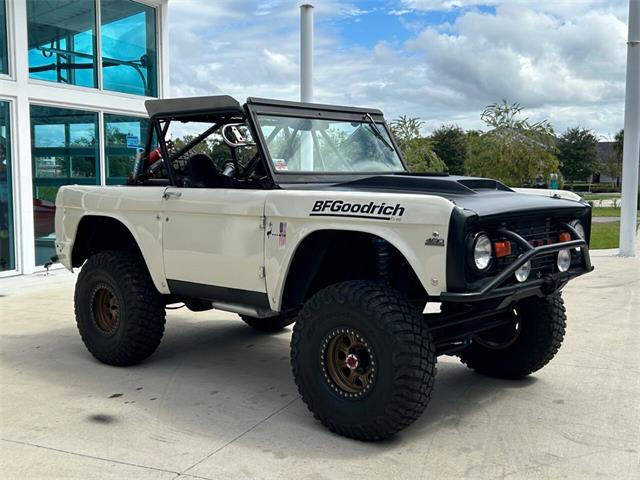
[27,0,97,87]
[101,0,157,96]
[256,115,405,173]
[30,105,99,265]
[0,0,8,75]
[0,101,14,271]
[105,114,148,184]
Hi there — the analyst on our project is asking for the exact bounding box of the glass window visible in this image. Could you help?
[0,101,15,271]
[30,105,99,265]
[105,113,148,184]
[27,0,97,88]
[256,115,405,173]
[0,0,8,75]
[101,0,157,97]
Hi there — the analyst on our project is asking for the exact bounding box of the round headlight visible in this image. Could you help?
[557,249,571,272]
[473,233,492,271]
[514,260,531,283]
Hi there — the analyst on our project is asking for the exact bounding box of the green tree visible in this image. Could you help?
[430,124,467,175]
[402,137,446,172]
[557,127,599,187]
[390,116,445,173]
[172,133,233,168]
[465,100,558,186]
[614,129,624,158]
[390,115,423,146]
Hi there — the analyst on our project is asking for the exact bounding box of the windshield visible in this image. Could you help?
[255,114,406,173]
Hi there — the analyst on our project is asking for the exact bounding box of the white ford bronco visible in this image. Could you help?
[55,96,593,440]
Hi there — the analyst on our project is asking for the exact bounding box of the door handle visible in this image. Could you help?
[163,191,182,200]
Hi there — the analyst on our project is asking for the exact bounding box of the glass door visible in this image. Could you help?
[30,105,100,266]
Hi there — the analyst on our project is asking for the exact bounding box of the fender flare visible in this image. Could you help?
[271,224,440,311]
[72,213,169,294]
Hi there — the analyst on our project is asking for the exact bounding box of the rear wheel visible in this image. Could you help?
[291,281,436,441]
[240,314,295,333]
[75,250,166,366]
[459,294,566,379]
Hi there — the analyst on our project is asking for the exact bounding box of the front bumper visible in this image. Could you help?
[440,223,593,306]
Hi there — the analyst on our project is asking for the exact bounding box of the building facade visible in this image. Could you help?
[0,0,169,276]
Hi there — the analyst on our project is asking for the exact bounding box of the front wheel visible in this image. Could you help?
[459,293,566,379]
[291,281,436,441]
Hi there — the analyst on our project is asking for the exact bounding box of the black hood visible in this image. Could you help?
[286,174,588,218]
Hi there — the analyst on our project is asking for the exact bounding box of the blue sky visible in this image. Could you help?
[324,2,496,50]
[169,0,629,137]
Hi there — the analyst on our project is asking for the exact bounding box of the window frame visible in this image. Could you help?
[0,0,14,80]
[99,0,159,97]
[25,0,161,98]
[0,97,19,276]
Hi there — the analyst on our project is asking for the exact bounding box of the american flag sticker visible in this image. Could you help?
[278,222,287,248]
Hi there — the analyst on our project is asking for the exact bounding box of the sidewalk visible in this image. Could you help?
[1,249,639,479]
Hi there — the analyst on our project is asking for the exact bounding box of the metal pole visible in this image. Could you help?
[300,4,314,171]
[300,4,314,103]
[619,0,640,257]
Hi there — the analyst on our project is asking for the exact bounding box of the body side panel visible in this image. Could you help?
[263,190,455,311]
[55,186,169,293]
[160,187,268,293]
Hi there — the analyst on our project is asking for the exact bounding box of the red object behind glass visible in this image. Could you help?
[33,198,55,238]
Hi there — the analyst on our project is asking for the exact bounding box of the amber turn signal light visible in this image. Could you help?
[493,240,512,258]
[559,232,572,243]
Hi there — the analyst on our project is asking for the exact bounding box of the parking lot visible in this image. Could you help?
[1,249,639,480]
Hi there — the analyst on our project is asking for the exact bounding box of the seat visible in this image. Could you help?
[186,154,226,188]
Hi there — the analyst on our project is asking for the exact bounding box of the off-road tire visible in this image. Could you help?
[459,294,566,379]
[240,314,295,333]
[291,281,436,441]
[75,250,166,366]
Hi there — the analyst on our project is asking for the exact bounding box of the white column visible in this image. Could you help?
[619,0,640,257]
[159,0,170,98]
[300,4,314,103]
[12,0,36,273]
[299,4,314,171]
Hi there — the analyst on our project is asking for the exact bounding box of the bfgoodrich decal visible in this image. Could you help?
[310,200,405,220]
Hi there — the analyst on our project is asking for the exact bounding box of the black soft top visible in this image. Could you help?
[144,95,244,121]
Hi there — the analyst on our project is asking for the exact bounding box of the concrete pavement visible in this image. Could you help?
[1,252,639,479]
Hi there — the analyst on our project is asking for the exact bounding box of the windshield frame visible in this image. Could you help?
[244,97,408,184]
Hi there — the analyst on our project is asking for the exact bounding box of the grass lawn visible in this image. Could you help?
[582,193,620,201]
[591,207,640,218]
[592,207,620,217]
[590,222,621,249]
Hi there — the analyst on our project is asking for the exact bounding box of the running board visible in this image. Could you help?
[210,301,279,318]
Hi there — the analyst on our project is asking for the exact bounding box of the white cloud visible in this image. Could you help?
[168,0,630,137]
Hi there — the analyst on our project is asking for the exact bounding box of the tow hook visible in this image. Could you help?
[44,255,59,274]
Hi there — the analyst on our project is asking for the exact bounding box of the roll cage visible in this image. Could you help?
[134,95,408,188]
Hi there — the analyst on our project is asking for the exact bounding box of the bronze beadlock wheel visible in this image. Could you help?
[459,294,567,379]
[321,327,375,398]
[91,285,120,335]
[292,281,437,440]
[75,250,166,366]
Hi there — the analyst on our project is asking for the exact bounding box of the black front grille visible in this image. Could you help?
[508,218,561,245]
[472,215,578,285]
